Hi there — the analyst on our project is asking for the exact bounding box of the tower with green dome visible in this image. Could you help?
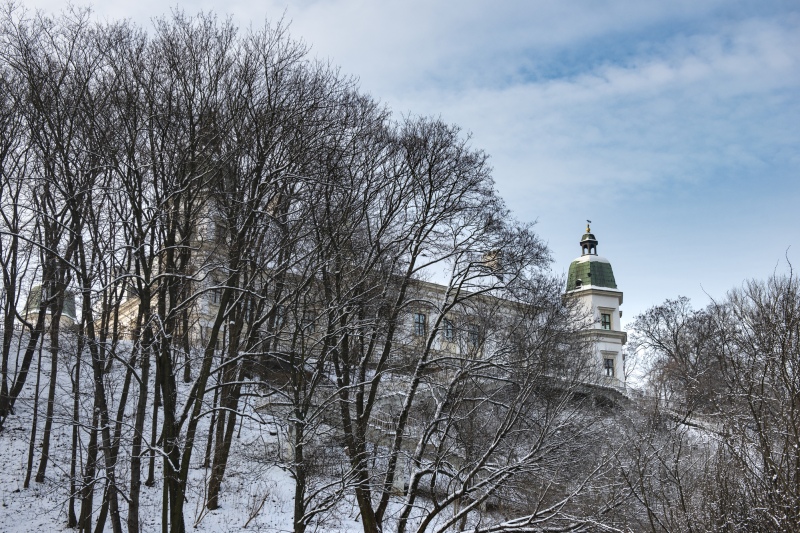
[566,223,627,389]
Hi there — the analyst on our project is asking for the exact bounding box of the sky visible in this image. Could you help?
[18,0,800,326]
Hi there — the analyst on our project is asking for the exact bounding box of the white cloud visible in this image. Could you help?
[18,1,798,207]
[381,14,800,211]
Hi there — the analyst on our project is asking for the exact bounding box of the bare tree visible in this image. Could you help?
[629,270,800,532]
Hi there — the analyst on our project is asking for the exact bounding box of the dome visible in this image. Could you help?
[566,255,617,291]
[566,222,618,291]
[23,284,77,323]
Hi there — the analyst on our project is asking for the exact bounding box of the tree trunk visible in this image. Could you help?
[67,324,85,528]
[206,334,241,510]
[79,408,99,533]
[128,318,151,533]
[24,333,45,488]
[0,304,48,428]
[182,308,192,383]
[203,375,220,469]
[146,361,161,487]
[293,420,307,533]
[158,339,185,533]
[35,293,63,482]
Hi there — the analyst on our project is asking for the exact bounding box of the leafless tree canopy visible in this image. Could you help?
[627,273,800,532]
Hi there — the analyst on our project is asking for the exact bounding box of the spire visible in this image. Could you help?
[580,220,598,256]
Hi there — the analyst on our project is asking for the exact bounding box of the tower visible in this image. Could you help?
[566,223,626,389]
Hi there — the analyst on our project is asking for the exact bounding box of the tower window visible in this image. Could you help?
[601,313,611,330]
[604,358,615,377]
[413,313,426,336]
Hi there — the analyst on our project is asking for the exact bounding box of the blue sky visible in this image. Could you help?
[23,0,800,324]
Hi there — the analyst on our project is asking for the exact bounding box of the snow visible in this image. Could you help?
[572,254,611,264]
[0,336,368,533]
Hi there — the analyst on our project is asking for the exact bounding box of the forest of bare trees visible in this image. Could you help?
[0,5,798,533]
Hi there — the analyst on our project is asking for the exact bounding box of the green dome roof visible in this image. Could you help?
[566,256,617,291]
[24,284,77,322]
[566,223,618,291]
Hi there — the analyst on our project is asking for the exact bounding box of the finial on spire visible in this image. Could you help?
[586,219,592,232]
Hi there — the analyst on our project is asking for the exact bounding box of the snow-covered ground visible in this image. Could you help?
[0,337,368,533]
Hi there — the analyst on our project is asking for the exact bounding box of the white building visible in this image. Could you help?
[565,224,627,390]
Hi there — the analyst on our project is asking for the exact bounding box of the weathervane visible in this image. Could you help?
[586,219,592,232]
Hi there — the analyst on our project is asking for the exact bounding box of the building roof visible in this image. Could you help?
[566,224,618,292]
[566,255,618,291]
[24,285,77,323]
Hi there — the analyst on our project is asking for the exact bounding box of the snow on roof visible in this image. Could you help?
[566,284,622,293]
[572,254,611,264]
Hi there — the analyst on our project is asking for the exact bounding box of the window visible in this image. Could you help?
[207,220,225,242]
[274,305,285,329]
[601,313,611,330]
[443,319,455,342]
[243,299,258,324]
[210,288,221,304]
[604,358,614,377]
[413,312,426,336]
[302,312,316,334]
[467,324,480,348]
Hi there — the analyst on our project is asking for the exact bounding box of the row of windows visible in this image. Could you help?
[208,293,311,333]
[198,294,618,376]
[268,305,318,332]
[415,310,617,376]
[412,312,480,347]
[206,297,483,346]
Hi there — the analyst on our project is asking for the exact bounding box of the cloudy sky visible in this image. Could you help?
[21,0,800,325]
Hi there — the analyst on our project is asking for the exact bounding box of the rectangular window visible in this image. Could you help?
[275,304,285,329]
[208,220,224,242]
[210,288,221,304]
[302,312,316,334]
[601,313,611,330]
[604,358,615,377]
[244,299,258,324]
[467,324,480,348]
[413,312,426,336]
[443,319,455,342]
